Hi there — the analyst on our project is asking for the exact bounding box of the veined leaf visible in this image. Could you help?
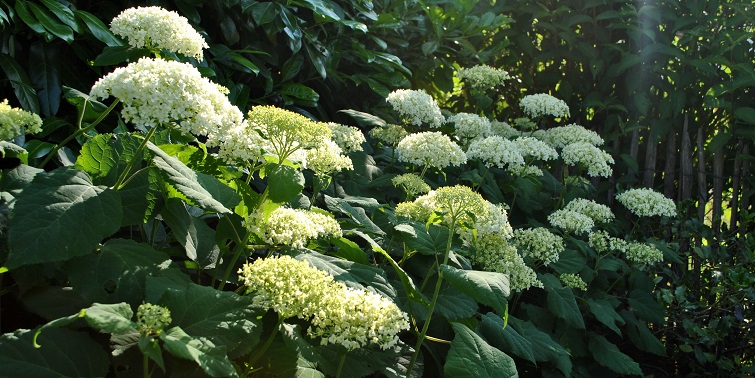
[478,312,536,363]
[265,163,305,205]
[440,265,509,316]
[546,284,585,329]
[395,221,449,256]
[161,199,221,269]
[160,326,237,378]
[74,10,122,46]
[29,42,61,117]
[0,54,40,114]
[445,323,518,378]
[588,334,643,376]
[587,298,625,335]
[83,302,137,335]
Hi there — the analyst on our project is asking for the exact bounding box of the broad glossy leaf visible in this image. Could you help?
[160,326,237,378]
[444,323,518,378]
[588,334,643,376]
[38,0,78,32]
[293,250,397,300]
[369,243,426,304]
[74,10,122,46]
[478,312,536,363]
[161,199,220,269]
[93,46,150,66]
[337,109,387,127]
[546,284,585,329]
[395,221,449,256]
[627,290,664,323]
[84,302,137,334]
[324,195,385,236]
[27,2,74,43]
[139,335,166,372]
[440,265,509,315]
[29,42,60,117]
[7,168,122,268]
[0,54,40,114]
[329,236,370,265]
[265,163,304,204]
[279,324,325,378]
[435,287,478,320]
[587,298,624,335]
[508,317,572,376]
[549,249,586,274]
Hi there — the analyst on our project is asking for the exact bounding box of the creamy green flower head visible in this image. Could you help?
[386,89,445,128]
[448,112,492,140]
[247,105,331,162]
[626,242,663,266]
[513,227,564,266]
[519,93,570,119]
[396,131,466,170]
[561,142,614,178]
[510,165,544,177]
[564,198,614,223]
[136,303,172,336]
[110,6,208,60]
[512,117,537,131]
[513,137,558,161]
[395,185,488,230]
[306,139,353,177]
[90,57,245,140]
[369,124,409,146]
[0,99,42,141]
[325,122,365,152]
[543,123,604,148]
[616,188,677,217]
[456,64,511,90]
[490,120,520,138]
[588,230,628,254]
[392,173,431,199]
[306,208,343,239]
[560,273,587,291]
[261,207,342,248]
[548,209,594,235]
[473,239,542,292]
[466,135,525,169]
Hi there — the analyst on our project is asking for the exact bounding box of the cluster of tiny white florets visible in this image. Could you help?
[456,65,511,90]
[396,131,467,169]
[560,273,587,291]
[392,173,431,199]
[472,239,542,292]
[325,122,365,152]
[466,135,525,169]
[306,139,354,177]
[490,121,520,138]
[386,89,445,128]
[512,227,564,266]
[519,93,570,119]
[369,124,409,146]
[513,137,558,161]
[258,207,342,248]
[588,230,628,254]
[561,142,614,177]
[395,185,497,233]
[448,112,492,140]
[548,209,595,235]
[564,198,615,224]
[90,58,245,140]
[625,242,664,266]
[0,99,42,141]
[543,124,605,148]
[246,105,331,162]
[510,165,544,177]
[512,117,537,131]
[238,256,409,350]
[615,188,677,217]
[136,303,172,336]
[110,6,208,61]
[459,202,514,247]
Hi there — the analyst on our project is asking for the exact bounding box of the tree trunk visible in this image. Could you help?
[644,127,657,188]
[664,128,677,200]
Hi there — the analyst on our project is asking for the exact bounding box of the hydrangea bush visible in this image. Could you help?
[0,7,679,378]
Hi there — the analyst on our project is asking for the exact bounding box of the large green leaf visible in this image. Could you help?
[370,242,426,305]
[0,328,109,378]
[28,42,60,117]
[83,302,137,335]
[477,312,536,363]
[159,283,264,358]
[627,290,664,323]
[440,265,509,316]
[161,199,220,269]
[279,324,326,378]
[444,323,518,378]
[324,195,385,236]
[7,168,122,268]
[549,249,586,274]
[148,143,239,214]
[587,298,624,335]
[75,10,123,46]
[27,2,74,43]
[292,250,397,300]
[38,0,78,32]
[545,284,585,329]
[65,239,174,306]
[0,54,40,114]
[508,317,572,376]
[434,287,478,320]
[75,133,144,185]
[395,221,449,256]
[588,334,643,376]
[0,164,42,196]
[265,163,305,204]
[160,326,237,378]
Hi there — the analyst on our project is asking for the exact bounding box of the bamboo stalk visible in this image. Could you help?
[680,114,693,202]
[643,126,657,188]
[664,128,677,199]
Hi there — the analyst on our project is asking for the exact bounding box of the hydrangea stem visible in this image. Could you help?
[335,354,347,378]
[246,317,282,374]
[113,125,158,190]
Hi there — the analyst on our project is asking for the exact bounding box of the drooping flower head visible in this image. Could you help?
[561,142,614,178]
[386,89,445,128]
[512,227,564,266]
[369,124,409,146]
[110,6,208,61]
[325,122,365,152]
[396,131,466,170]
[0,99,42,141]
[306,139,353,177]
[616,188,677,217]
[448,112,492,140]
[564,198,615,224]
[246,105,331,163]
[466,135,524,169]
[456,64,511,90]
[519,93,570,119]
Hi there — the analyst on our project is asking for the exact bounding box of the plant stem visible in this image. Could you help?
[113,125,157,190]
[335,354,347,378]
[217,187,268,290]
[143,353,150,378]
[247,318,282,372]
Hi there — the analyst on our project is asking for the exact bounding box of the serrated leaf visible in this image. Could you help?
[395,221,449,256]
[549,249,586,274]
[7,168,122,268]
[588,334,643,376]
[160,326,237,378]
[0,328,109,378]
[435,287,478,320]
[84,303,137,334]
[75,133,145,185]
[445,323,518,378]
[292,250,397,300]
[0,164,42,196]
[546,285,585,329]
[159,283,264,358]
[477,312,536,363]
[508,318,572,375]
[161,199,220,269]
[440,265,509,315]
[324,195,385,236]
[587,298,624,335]
[265,163,305,204]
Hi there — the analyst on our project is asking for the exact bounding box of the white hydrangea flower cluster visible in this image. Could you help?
[616,188,677,217]
[512,227,564,266]
[238,256,409,350]
[472,241,542,292]
[386,89,445,128]
[396,131,467,170]
[0,99,42,141]
[548,209,594,235]
[510,165,544,177]
[514,137,558,161]
[560,273,587,291]
[466,135,525,169]
[519,93,570,119]
[260,207,342,248]
[392,173,431,199]
[625,242,664,266]
[543,124,604,148]
[490,120,520,138]
[136,303,172,336]
[325,122,365,152]
[588,230,628,254]
[369,124,409,146]
[110,6,208,61]
[90,58,247,144]
[459,202,514,247]
[456,65,511,90]
[561,142,614,177]
[306,139,354,177]
[564,198,615,223]
[215,121,270,164]
[246,105,331,162]
[447,112,492,140]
